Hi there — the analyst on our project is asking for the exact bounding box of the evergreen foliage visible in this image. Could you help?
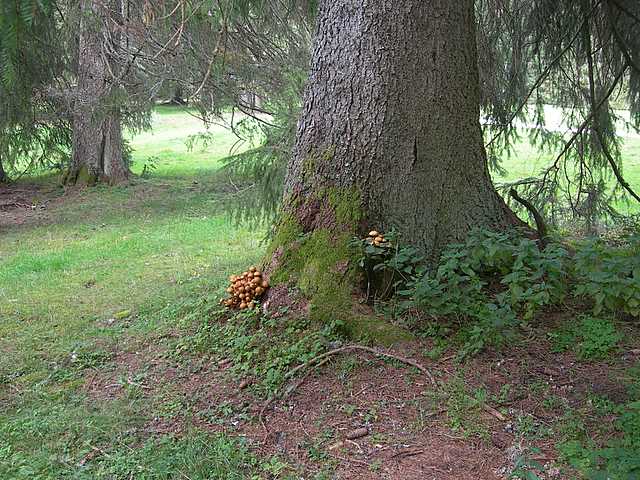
[0,0,70,180]
[194,0,640,230]
[2,0,640,229]
[478,0,640,229]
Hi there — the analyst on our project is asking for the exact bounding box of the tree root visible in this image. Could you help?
[509,188,548,249]
[259,344,436,433]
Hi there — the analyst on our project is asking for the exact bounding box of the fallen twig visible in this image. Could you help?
[286,345,436,386]
[259,344,436,435]
[345,427,369,440]
[389,448,425,460]
[483,404,507,421]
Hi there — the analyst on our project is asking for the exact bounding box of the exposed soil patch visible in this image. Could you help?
[79,330,640,479]
[0,182,59,228]
[261,283,309,319]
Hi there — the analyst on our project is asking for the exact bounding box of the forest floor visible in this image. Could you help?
[1,106,640,479]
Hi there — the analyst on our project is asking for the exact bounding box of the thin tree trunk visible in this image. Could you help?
[0,156,6,183]
[67,0,128,186]
[171,85,186,105]
[265,0,523,337]
[282,0,519,260]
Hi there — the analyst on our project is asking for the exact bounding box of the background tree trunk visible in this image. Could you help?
[283,0,520,261]
[171,86,187,105]
[67,0,128,186]
[0,156,6,183]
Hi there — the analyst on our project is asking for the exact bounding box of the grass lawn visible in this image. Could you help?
[1,106,639,479]
[493,127,640,215]
[1,107,267,479]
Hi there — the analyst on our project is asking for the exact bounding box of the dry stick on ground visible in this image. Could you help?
[389,448,425,460]
[259,345,437,433]
[483,404,507,422]
[286,345,436,385]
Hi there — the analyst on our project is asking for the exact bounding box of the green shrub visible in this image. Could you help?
[354,228,636,357]
[573,236,640,318]
[575,316,622,360]
[399,229,569,355]
[559,401,640,480]
[548,316,621,360]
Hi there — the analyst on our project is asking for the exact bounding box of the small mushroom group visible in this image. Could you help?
[220,266,269,310]
[366,230,389,247]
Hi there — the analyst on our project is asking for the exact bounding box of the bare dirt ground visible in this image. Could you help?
[83,323,638,479]
[0,182,58,228]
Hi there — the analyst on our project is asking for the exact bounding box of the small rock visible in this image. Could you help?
[239,379,252,390]
[345,427,369,440]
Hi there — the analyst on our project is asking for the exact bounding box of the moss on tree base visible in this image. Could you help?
[61,165,99,187]
[265,189,413,346]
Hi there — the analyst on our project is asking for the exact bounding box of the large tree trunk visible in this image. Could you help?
[285,0,518,258]
[266,0,521,339]
[66,0,128,186]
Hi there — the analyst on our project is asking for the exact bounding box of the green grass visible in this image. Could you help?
[493,128,640,215]
[128,106,245,178]
[2,106,640,478]
[0,106,266,479]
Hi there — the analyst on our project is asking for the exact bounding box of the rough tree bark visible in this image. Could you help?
[266,0,522,339]
[0,156,6,183]
[65,0,128,186]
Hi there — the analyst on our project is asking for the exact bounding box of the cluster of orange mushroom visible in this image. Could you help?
[365,230,390,247]
[220,266,269,310]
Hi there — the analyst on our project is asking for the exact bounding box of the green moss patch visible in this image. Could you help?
[341,314,414,346]
[266,193,413,345]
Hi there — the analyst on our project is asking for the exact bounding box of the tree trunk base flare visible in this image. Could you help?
[263,189,415,345]
[263,0,526,339]
[65,114,129,187]
[62,165,99,187]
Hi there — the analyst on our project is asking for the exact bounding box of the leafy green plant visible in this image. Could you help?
[509,448,545,480]
[261,456,290,478]
[549,316,621,360]
[575,316,621,360]
[351,229,425,301]
[400,229,569,355]
[573,236,640,318]
[140,155,159,178]
[178,307,343,394]
[559,403,640,479]
[626,363,640,399]
[548,327,576,353]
